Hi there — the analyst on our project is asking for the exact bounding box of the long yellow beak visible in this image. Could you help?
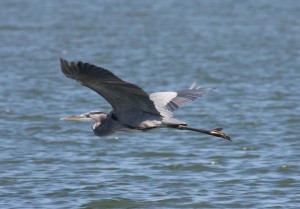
[60,116,93,121]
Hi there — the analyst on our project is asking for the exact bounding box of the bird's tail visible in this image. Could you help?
[175,125,231,141]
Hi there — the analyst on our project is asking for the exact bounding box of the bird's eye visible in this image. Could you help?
[86,114,90,118]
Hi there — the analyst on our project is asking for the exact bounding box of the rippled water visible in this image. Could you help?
[1,0,300,208]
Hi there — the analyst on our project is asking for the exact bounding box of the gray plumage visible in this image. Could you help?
[60,58,231,141]
[150,86,212,118]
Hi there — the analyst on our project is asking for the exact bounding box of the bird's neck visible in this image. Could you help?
[95,113,108,122]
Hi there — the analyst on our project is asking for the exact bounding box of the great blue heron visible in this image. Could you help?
[60,58,231,141]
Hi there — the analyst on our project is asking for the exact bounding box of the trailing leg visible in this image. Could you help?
[176,125,231,141]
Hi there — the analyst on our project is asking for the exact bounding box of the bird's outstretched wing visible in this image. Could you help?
[150,84,212,118]
[60,58,161,125]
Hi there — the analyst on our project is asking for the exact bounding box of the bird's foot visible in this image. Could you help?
[210,128,231,141]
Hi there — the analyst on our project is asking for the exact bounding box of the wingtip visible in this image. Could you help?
[60,57,65,64]
[60,57,69,66]
[60,57,66,68]
[60,58,73,78]
[189,83,215,92]
[189,82,197,89]
[59,57,83,80]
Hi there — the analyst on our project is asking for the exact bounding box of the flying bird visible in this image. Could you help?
[60,58,231,141]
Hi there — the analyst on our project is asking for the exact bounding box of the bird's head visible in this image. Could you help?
[60,111,107,122]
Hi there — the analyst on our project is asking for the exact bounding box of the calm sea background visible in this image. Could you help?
[1,0,299,208]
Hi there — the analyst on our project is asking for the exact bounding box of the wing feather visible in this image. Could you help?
[150,85,212,117]
[165,87,212,111]
[60,58,161,125]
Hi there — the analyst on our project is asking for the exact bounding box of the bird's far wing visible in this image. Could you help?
[60,58,161,125]
[150,84,212,117]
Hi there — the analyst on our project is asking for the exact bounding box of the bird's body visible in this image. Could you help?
[60,58,231,141]
[92,112,128,136]
[91,111,161,136]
